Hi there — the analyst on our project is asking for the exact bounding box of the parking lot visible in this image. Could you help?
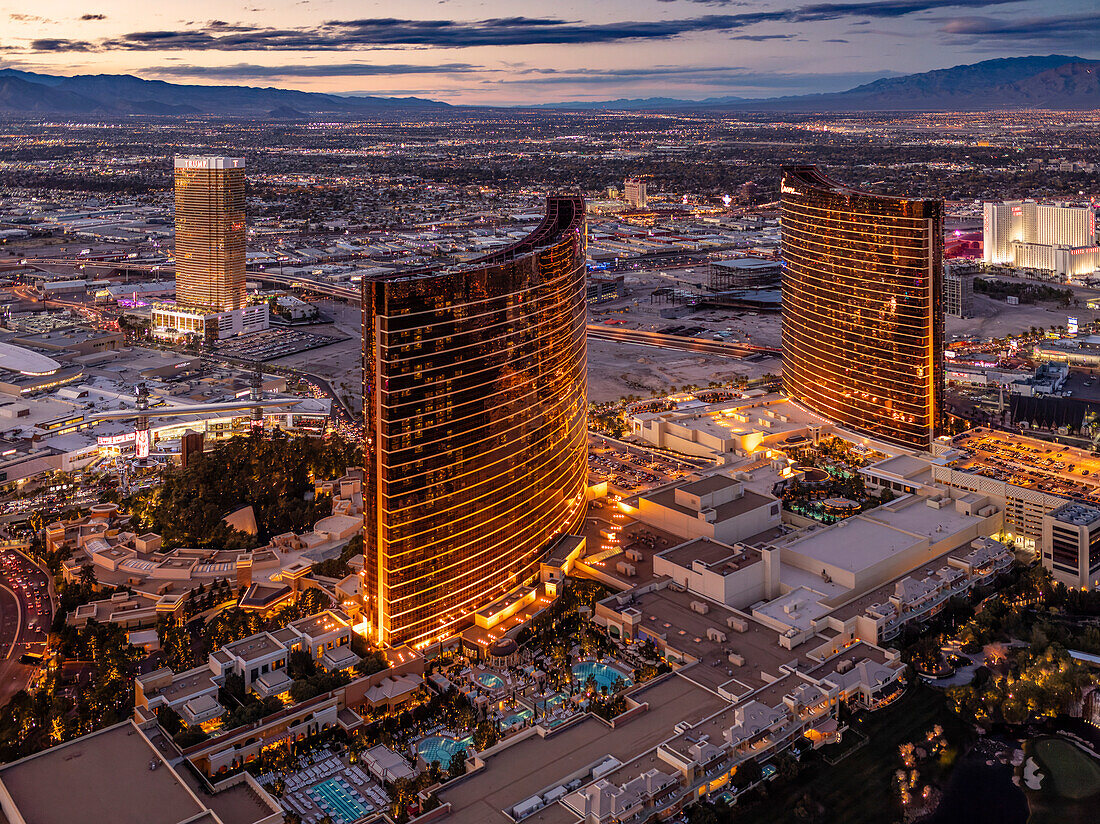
[587,439,695,495]
[213,328,345,361]
[953,429,1100,501]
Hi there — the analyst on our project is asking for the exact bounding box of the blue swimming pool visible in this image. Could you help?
[418,734,473,765]
[503,708,533,726]
[573,661,632,690]
[308,778,370,824]
[539,691,567,709]
[475,672,505,689]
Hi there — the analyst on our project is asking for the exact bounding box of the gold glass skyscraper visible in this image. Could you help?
[780,165,944,450]
[173,156,246,312]
[361,195,589,647]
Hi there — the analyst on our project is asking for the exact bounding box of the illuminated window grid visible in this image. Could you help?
[780,165,943,450]
[363,195,589,647]
[174,164,246,312]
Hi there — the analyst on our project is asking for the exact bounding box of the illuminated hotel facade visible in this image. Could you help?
[983,200,1100,276]
[174,156,246,311]
[361,195,589,647]
[155,156,267,342]
[780,165,944,450]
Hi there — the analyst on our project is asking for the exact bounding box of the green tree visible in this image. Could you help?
[448,751,467,777]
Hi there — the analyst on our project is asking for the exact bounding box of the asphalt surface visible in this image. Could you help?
[0,548,52,707]
[585,324,781,358]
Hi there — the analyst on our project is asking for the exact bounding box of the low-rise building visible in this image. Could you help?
[1042,501,1100,589]
[630,394,830,463]
[0,720,282,824]
[625,473,780,545]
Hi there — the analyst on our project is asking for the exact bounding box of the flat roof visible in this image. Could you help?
[0,342,61,376]
[437,675,726,824]
[949,428,1100,503]
[711,258,781,270]
[0,722,211,824]
[678,474,740,496]
[290,611,348,640]
[864,454,934,482]
[624,586,794,693]
[775,497,981,575]
[752,587,833,632]
[643,486,774,523]
[223,632,283,663]
[1051,501,1100,526]
[660,538,761,572]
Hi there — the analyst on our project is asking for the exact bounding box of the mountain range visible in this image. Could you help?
[0,55,1098,116]
[0,69,448,116]
[539,56,1100,112]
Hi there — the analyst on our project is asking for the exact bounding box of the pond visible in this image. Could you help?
[926,757,1027,824]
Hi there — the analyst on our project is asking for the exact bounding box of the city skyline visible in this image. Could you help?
[0,55,1098,820]
[0,0,1096,104]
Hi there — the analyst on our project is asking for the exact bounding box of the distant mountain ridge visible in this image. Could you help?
[0,56,1098,117]
[536,56,1100,112]
[0,69,448,116]
[531,95,749,110]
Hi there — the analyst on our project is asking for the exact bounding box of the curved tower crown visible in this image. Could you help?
[362,195,588,647]
[780,166,944,450]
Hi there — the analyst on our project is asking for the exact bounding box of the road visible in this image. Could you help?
[10,257,784,372]
[585,324,781,359]
[0,547,51,707]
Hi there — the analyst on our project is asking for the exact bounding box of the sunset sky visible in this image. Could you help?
[2,0,1097,104]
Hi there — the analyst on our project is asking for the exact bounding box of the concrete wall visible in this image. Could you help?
[635,497,778,545]
[653,552,767,609]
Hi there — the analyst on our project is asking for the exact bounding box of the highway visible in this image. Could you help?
[0,546,51,707]
[585,324,781,359]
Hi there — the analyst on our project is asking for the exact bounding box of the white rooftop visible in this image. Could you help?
[0,342,61,376]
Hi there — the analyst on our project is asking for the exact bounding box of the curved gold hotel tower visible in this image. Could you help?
[781,166,944,450]
[173,156,246,312]
[362,195,589,647]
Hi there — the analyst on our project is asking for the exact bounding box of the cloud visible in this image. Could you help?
[498,65,900,90]
[9,13,53,23]
[661,0,1013,13]
[144,61,481,79]
[80,14,107,21]
[938,12,1100,42]
[29,38,95,52]
[18,0,1023,53]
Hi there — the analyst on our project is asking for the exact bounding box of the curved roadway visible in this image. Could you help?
[0,547,52,707]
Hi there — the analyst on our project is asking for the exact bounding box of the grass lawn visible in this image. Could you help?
[734,684,970,824]
[1031,738,1100,800]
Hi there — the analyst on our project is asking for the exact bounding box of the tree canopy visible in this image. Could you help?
[127,430,360,548]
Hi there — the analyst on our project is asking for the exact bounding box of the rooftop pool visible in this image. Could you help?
[475,672,505,689]
[417,734,474,766]
[573,661,632,690]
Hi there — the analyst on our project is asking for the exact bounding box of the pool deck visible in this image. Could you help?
[437,674,727,824]
[310,778,368,822]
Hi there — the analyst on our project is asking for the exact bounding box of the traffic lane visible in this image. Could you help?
[0,584,18,658]
[0,551,52,648]
[0,582,34,708]
[0,551,51,706]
